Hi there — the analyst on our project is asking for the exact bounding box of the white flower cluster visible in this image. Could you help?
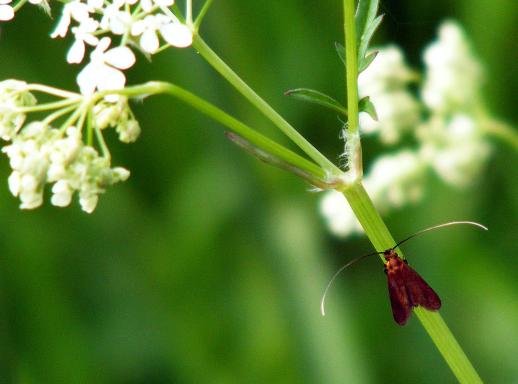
[422,21,483,113]
[2,0,193,97]
[3,122,129,213]
[0,80,139,213]
[321,21,491,237]
[94,97,141,143]
[0,80,36,140]
[49,0,193,96]
[419,114,490,187]
[358,46,420,144]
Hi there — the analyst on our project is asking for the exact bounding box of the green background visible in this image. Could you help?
[0,0,517,382]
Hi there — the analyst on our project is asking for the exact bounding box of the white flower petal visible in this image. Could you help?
[140,0,152,12]
[96,64,126,91]
[103,46,136,69]
[80,194,98,213]
[77,62,100,95]
[140,29,159,53]
[8,171,21,196]
[0,4,14,21]
[50,12,71,38]
[160,22,193,48]
[67,39,86,64]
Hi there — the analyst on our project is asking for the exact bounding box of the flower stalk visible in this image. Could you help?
[192,36,343,177]
[341,1,482,382]
[343,0,363,180]
[111,82,329,182]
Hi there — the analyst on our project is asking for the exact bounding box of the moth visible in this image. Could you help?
[320,221,487,325]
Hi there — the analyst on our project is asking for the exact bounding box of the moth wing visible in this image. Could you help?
[387,273,411,326]
[404,265,442,311]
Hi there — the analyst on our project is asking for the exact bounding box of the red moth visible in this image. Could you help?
[320,221,487,325]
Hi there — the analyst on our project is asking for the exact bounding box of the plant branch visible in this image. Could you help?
[481,118,518,152]
[105,82,327,181]
[192,36,343,176]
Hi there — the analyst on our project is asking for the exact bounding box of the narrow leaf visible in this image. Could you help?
[355,0,380,46]
[355,0,370,46]
[358,14,384,62]
[366,0,380,27]
[284,88,347,116]
[358,50,378,73]
[335,42,346,65]
[225,132,339,189]
[359,96,378,121]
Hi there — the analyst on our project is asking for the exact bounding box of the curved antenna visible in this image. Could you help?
[392,221,488,250]
[320,251,382,316]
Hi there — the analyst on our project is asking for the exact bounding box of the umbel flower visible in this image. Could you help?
[0,80,139,213]
[0,80,36,140]
[321,21,492,237]
[48,0,193,95]
[2,0,193,97]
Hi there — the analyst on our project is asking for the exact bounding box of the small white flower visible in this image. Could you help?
[420,115,491,187]
[79,192,99,213]
[131,14,167,53]
[100,2,132,35]
[51,179,74,207]
[421,21,483,113]
[117,119,141,143]
[0,0,15,21]
[76,37,136,97]
[364,151,425,207]
[160,21,193,48]
[50,0,91,38]
[0,80,37,140]
[359,46,416,97]
[67,17,100,64]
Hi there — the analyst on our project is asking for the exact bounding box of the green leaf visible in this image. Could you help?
[358,96,378,120]
[355,0,380,46]
[335,42,346,65]
[358,50,378,73]
[284,88,347,116]
[358,14,384,64]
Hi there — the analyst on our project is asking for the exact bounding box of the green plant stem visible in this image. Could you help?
[194,0,213,29]
[343,0,360,136]
[482,118,518,151]
[107,82,326,181]
[342,0,363,180]
[342,183,483,383]
[192,36,343,176]
[414,308,483,384]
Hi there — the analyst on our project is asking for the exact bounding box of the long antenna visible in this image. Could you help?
[392,221,488,250]
[321,220,488,317]
[320,251,383,316]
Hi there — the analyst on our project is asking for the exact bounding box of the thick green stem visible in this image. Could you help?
[107,82,326,181]
[415,309,483,384]
[192,36,342,176]
[343,183,483,383]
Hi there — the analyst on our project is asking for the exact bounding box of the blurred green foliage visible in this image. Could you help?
[0,1,517,383]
